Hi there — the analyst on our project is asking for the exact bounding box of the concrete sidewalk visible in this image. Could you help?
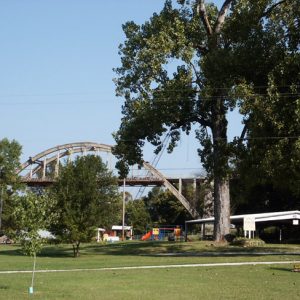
[1,260,299,274]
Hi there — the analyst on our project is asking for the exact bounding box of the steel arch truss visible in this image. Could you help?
[19,142,199,218]
[18,142,112,179]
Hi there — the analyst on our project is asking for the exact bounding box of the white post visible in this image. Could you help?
[97,229,100,243]
[279,228,282,242]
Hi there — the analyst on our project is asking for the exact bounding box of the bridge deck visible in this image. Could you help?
[21,177,205,187]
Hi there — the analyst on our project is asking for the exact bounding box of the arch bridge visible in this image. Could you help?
[18,142,202,218]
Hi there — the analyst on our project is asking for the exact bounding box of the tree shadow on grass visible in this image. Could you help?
[0,244,74,258]
[39,245,82,258]
[269,266,295,272]
[2,241,299,259]
[0,247,23,257]
[81,241,300,257]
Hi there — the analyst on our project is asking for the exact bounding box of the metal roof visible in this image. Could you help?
[185,210,300,225]
[111,225,132,230]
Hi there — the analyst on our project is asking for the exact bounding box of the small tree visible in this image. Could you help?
[12,191,57,294]
[144,187,191,226]
[125,199,151,235]
[52,155,121,257]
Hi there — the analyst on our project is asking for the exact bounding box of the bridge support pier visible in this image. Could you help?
[42,158,47,179]
[179,178,182,195]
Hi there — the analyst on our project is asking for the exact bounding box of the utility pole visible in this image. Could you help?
[122,178,125,241]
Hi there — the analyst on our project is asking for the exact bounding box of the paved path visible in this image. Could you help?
[0,260,299,274]
[153,251,300,256]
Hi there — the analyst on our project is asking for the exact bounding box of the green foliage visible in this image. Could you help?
[11,191,58,256]
[125,200,151,235]
[230,237,265,247]
[112,1,211,174]
[0,138,22,232]
[51,155,121,256]
[0,138,22,183]
[113,0,300,240]
[144,187,190,226]
[231,4,300,211]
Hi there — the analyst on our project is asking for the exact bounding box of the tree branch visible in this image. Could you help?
[214,0,233,34]
[239,123,248,141]
[189,61,203,88]
[261,0,287,18]
[195,43,209,55]
[197,0,213,36]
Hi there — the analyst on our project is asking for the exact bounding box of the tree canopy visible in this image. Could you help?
[144,187,191,226]
[125,199,151,235]
[12,191,57,256]
[51,155,121,257]
[113,0,299,241]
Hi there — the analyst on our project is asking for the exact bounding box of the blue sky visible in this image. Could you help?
[0,0,241,178]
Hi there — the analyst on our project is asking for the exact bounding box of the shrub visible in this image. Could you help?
[230,237,265,247]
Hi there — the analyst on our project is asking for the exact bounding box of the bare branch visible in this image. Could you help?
[214,0,233,34]
[197,0,213,36]
[239,123,248,141]
[189,61,203,88]
[261,0,287,18]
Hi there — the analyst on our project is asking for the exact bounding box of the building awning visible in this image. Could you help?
[185,210,300,225]
[112,225,132,231]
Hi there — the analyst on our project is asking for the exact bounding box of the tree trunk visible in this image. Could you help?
[72,242,80,257]
[213,177,230,242]
[211,98,231,242]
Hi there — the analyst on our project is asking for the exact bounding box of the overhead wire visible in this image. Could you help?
[0,93,299,106]
[134,132,171,199]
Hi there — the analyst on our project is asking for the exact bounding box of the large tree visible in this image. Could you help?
[113,0,295,241]
[51,155,121,257]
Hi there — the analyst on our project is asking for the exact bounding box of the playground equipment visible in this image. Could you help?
[141,231,152,241]
[141,226,183,241]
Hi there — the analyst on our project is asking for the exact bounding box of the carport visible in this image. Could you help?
[185,210,300,241]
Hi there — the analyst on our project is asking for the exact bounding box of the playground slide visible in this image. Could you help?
[141,231,152,241]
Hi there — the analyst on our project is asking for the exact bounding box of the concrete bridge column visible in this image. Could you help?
[55,152,60,178]
[179,178,182,195]
[42,158,47,179]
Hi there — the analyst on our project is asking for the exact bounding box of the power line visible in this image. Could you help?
[0,92,106,97]
[116,135,300,142]
[0,84,298,97]
[0,92,299,106]
[213,136,300,141]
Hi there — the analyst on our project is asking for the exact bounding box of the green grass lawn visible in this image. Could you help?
[0,241,299,299]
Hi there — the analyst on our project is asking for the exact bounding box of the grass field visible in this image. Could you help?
[0,241,299,299]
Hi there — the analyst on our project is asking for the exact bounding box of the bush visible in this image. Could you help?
[230,237,265,247]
